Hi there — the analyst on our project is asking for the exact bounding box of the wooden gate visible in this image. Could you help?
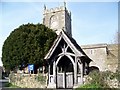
[57,72,73,88]
[57,73,64,88]
[66,72,73,88]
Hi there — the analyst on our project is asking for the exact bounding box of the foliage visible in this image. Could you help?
[85,70,120,88]
[4,82,20,88]
[115,69,120,81]
[88,70,109,88]
[76,70,120,89]
[76,83,102,90]
[2,23,57,71]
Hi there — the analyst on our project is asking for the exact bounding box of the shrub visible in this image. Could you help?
[76,83,102,90]
[77,70,119,89]
[87,70,109,88]
[4,82,20,88]
[2,23,57,71]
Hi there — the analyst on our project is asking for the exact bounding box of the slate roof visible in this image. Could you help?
[64,31,87,56]
[44,31,91,63]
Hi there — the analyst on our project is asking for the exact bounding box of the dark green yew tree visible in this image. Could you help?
[2,23,57,71]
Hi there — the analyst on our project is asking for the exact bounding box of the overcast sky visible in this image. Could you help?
[0,0,118,66]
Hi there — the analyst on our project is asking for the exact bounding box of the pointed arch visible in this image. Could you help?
[55,54,75,68]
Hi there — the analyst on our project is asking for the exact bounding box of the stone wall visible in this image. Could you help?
[106,44,118,72]
[84,71,119,88]
[81,44,118,72]
[9,73,47,88]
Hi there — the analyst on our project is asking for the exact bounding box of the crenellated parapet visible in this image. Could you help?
[43,6,71,16]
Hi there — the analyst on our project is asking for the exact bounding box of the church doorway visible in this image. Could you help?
[56,56,74,88]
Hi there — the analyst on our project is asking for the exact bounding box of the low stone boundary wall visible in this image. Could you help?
[9,73,47,88]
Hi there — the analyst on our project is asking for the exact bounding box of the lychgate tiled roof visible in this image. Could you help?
[44,31,91,63]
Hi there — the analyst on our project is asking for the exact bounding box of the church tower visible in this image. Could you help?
[43,3,72,36]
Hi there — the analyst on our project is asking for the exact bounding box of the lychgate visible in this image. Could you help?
[44,31,91,88]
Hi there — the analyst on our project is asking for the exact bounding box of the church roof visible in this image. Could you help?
[44,31,91,61]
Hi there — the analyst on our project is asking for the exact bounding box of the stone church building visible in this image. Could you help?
[43,4,118,88]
